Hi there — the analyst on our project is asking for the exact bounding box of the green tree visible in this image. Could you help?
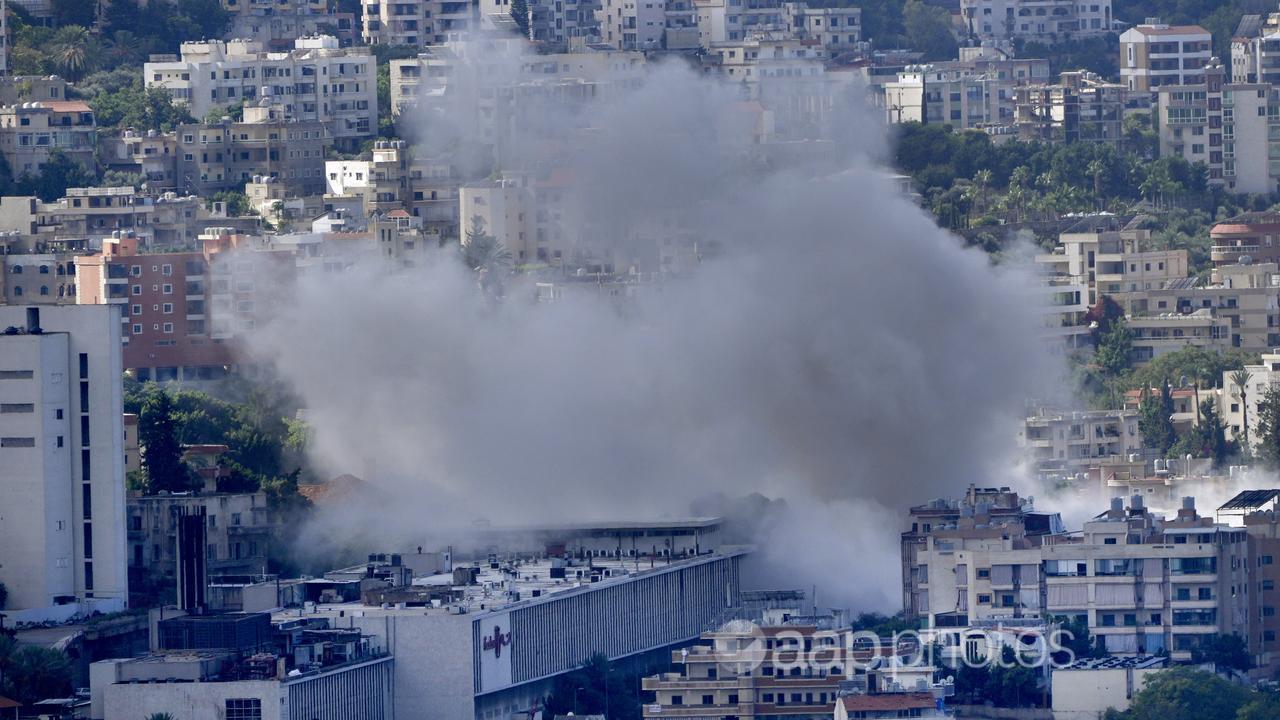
[462,215,513,273]
[1254,384,1280,469]
[902,0,957,61]
[1138,383,1177,456]
[0,644,73,704]
[209,190,253,217]
[1175,398,1230,466]
[15,150,95,202]
[544,653,642,720]
[1121,666,1249,720]
[50,25,97,80]
[1239,692,1280,720]
[1190,633,1251,673]
[139,391,196,493]
[1095,319,1133,379]
[1232,368,1255,455]
[510,0,529,36]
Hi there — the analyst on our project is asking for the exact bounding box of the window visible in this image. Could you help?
[701,695,713,705]
[0,403,34,413]
[225,699,262,720]
[162,323,174,334]
[0,437,36,447]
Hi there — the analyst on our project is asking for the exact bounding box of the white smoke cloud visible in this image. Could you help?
[246,49,1056,611]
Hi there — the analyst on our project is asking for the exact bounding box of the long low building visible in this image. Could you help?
[278,548,749,719]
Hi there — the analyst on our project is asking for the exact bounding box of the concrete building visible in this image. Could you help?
[1211,212,1280,270]
[595,0,668,49]
[128,492,276,591]
[1140,262,1280,354]
[1015,70,1125,146]
[2,253,78,304]
[0,305,127,621]
[0,100,96,177]
[907,494,1253,660]
[1120,23,1212,94]
[145,36,376,151]
[222,0,358,48]
[1156,59,1277,194]
[92,614,392,720]
[1220,350,1280,450]
[274,546,747,720]
[1230,12,1280,85]
[783,3,860,55]
[40,186,203,250]
[1035,215,1188,309]
[362,0,476,47]
[1020,408,1143,478]
[175,102,333,197]
[902,486,1065,621]
[1050,656,1168,720]
[101,131,181,192]
[1126,310,1232,363]
[959,0,1111,43]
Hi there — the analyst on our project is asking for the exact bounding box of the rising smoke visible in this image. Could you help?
[246,48,1055,611]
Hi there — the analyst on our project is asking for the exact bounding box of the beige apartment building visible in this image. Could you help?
[0,100,96,177]
[1220,350,1280,448]
[1141,262,1280,354]
[1035,216,1188,309]
[222,0,358,48]
[101,131,180,192]
[1127,310,1232,363]
[174,102,332,197]
[909,494,1253,661]
[1120,22,1212,94]
[44,187,202,250]
[127,491,275,582]
[362,0,475,47]
[145,36,376,151]
[1,253,78,304]
[1211,212,1280,269]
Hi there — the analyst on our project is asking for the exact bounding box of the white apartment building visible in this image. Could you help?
[144,36,376,151]
[959,0,1111,42]
[0,305,127,621]
[1120,23,1212,94]
[1020,408,1142,477]
[1156,60,1278,194]
[910,495,1252,660]
[783,3,860,53]
[1221,350,1280,450]
[362,0,476,47]
[595,0,667,50]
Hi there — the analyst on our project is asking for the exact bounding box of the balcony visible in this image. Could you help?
[644,703,753,718]
[1211,244,1260,263]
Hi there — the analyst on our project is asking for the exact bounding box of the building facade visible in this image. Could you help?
[1120,23,1212,94]
[0,305,127,619]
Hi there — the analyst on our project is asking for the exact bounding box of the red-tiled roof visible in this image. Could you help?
[0,697,20,710]
[386,209,411,219]
[841,693,936,711]
[43,100,92,113]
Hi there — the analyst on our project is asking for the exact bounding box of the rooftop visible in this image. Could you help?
[1062,655,1167,670]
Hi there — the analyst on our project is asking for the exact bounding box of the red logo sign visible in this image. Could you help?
[483,625,512,658]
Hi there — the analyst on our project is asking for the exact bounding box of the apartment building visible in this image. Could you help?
[1120,22,1212,94]
[1035,216,1188,309]
[1020,408,1143,477]
[128,491,275,586]
[1231,12,1280,85]
[2,253,78,304]
[145,36,376,151]
[1155,59,1277,194]
[1127,310,1232,363]
[175,102,332,197]
[908,494,1253,660]
[495,0,602,50]
[1140,262,1280,354]
[0,305,127,620]
[325,140,464,243]
[1037,278,1090,350]
[643,623,850,719]
[1220,350,1280,449]
[1235,491,1280,672]
[1015,70,1125,146]
[959,0,1111,43]
[883,65,995,127]
[223,0,358,48]
[1211,212,1280,270]
[0,100,96,176]
[362,0,476,47]
[595,0,667,49]
[42,187,202,250]
[783,3,860,54]
[101,131,180,192]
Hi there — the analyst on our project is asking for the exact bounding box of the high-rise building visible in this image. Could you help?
[1120,22,1212,94]
[0,304,127,618]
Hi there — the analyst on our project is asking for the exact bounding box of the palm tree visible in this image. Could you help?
[144,714,175,720]
[50,26,96,80]
[1231,368,1254,454]
[461,215,512,274]
[972,169,992,216]
[1087,158,1106,206]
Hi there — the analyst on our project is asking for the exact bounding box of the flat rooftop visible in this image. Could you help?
[274,548,749,623]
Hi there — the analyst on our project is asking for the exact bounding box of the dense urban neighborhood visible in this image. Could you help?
[9,0,1280,719]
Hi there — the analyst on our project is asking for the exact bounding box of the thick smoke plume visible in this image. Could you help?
[247,49,1052,611]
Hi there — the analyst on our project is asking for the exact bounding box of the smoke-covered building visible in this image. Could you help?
[277,539,746,720]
